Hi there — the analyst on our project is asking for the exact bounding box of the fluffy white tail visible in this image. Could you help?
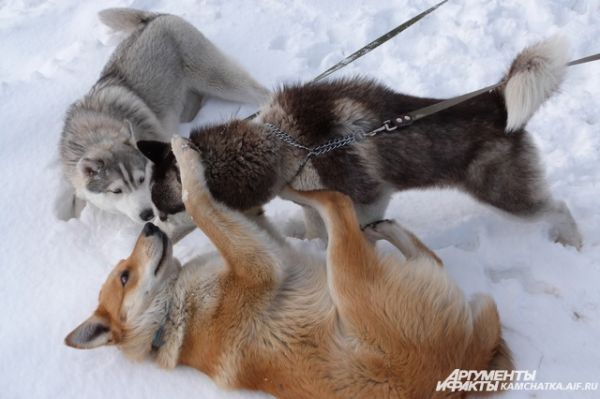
[98,8,158,33]
[503,36,568,132]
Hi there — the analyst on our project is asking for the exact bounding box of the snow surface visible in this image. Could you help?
[1,0,600,398]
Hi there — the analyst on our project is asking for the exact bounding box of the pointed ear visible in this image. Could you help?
[124,120,137,146]
[78,158,104,178]
[137,140,171,164]
[65,314,113,349]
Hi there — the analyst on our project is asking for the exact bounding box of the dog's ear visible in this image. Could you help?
[65,314,113,349]
[78,158,104,178]
[137,140,171,164]
[124,120,137,147]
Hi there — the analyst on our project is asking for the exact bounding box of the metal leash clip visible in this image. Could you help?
[364,120,396,137]
[383,120,399,131]
[364,116,413,137]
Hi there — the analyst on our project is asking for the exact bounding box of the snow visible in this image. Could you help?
[1,0,599,398]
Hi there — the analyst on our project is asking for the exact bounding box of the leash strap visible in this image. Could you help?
[568,52,600,66]
[375,50,600,132]
[245,0,447,121]
[312,0,448,82]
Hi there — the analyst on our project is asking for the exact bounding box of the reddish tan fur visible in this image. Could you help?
[66,136,513,398]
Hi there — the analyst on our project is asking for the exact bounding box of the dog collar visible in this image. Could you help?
[151,325,165,351]
[151,298,172,352]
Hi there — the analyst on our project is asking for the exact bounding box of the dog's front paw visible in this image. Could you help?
[171,136,200,167]
[171,136,207,195]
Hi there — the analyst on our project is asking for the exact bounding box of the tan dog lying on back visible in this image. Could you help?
[66,135,512,398]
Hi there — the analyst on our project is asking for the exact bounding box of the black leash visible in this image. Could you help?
[567,52,600,66]
[265,51,600,165]
[312,0,448,82]
[245,0,447,120]
[376,51,600,132]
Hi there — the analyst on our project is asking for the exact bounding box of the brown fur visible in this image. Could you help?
[66,136,513,398]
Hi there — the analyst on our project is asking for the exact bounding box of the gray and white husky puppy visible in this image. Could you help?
[140,37,582,248]
[59,8,270,223]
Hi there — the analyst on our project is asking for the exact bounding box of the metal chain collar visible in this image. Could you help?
[264,116,413,159]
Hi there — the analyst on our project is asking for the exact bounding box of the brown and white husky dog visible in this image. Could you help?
[66,136,512,399]
[139,37,581,248]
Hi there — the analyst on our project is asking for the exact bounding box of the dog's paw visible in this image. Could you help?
[361,219,396,242]
[550,225,583,251]
[279,186,313,207]
[171,136,207,192]
[546,201,583,251]
[171,136,199,164]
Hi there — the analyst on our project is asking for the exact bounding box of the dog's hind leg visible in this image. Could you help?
[302,206,327,240]
[169,19,271,106]
[354,192,392,227]
[179,91,204,123]
[480,189,582,250]
[171,135,280,285]
[362,219,443,266]
[542,199,582,249]
[300,194,392,241]
[464,138,582,249]
[281,188,384,322]
[244,206,286,245]
[464,294,514,379]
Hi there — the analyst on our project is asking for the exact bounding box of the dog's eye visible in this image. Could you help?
[138,176,145,184]
[120,270,129,286]
[111,189,123,194]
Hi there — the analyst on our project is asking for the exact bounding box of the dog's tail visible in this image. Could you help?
[98,8,159,34]
[465,294,514,391]
[502,36,568,132]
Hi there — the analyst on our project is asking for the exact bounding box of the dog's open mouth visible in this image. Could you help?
[154,230,169,276]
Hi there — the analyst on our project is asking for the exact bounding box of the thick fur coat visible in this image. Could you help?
[66,136,513,398]
[140,37,581,247]
[59,8,270,222]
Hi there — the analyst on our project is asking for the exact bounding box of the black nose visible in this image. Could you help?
[142,222,159,236]
[140,209,154,221]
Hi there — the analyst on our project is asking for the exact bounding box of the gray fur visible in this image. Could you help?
[58,7,271,222]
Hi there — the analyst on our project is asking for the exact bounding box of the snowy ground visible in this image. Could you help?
[1,0,599,398]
